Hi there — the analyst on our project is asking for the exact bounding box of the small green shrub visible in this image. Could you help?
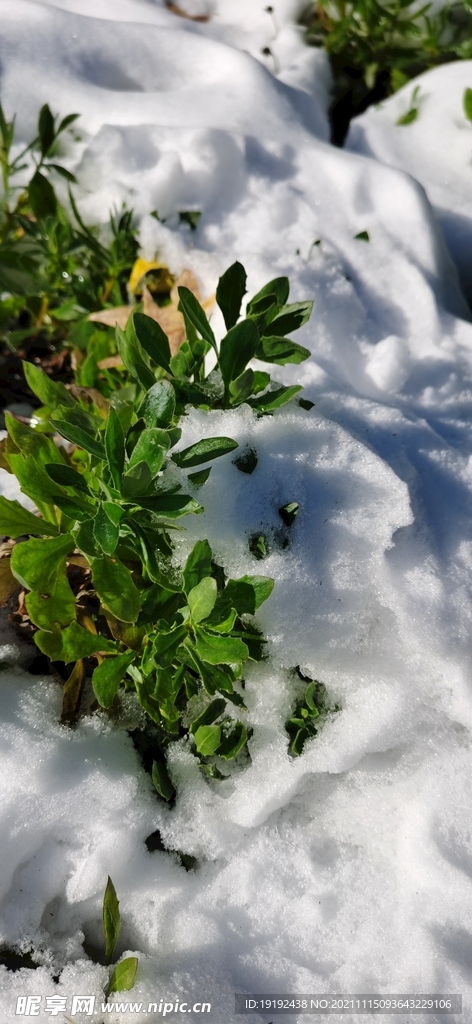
[0,102,338,785]
[0,249,318,777]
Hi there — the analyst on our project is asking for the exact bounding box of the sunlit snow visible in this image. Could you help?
[1,2,472,1022]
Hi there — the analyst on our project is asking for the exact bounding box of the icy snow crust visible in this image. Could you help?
[1,1,472,1020]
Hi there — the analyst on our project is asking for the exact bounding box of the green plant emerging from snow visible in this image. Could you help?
[300,1,472,141]
[0,248,319,776]
[0,102,338,780]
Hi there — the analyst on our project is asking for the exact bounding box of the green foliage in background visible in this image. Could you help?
[0,103,140,350]
[300,1,472,140]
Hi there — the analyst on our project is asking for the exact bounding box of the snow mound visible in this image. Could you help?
[346,60,472,301]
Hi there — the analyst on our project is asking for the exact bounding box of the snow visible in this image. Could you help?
[346,60,472,305]
[1,1,472,1021]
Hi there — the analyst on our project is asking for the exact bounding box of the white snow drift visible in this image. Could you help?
[1,1,472,1022]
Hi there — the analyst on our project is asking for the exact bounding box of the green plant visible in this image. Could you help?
[102,877,138,998]
[0,103,141,357]
[286,671,340,755]
[300,1,472,143]
[0,260,316,778]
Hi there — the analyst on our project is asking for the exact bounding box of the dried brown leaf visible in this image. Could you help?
[165,2,210,21]
[88,306,133,330]
[88,269,215,359]
[67,385,110,416]
[61,659,85,724]
[0,559,19,605]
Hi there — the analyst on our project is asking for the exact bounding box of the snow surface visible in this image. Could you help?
[2,2,472,1022]
[346,61,472,305]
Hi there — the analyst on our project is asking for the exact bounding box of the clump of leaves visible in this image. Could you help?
[300,1,472,143]
[286,669,340,755]
[0,103,140,366]
[0,258,315,781]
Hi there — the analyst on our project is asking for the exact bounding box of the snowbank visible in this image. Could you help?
[1,2,472,1022]
[346,60,472,301]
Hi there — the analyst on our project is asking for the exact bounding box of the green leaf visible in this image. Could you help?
[464,88,472,122]
[10,534,74,591]
[38,103,55,155]
[121,461,154,499]
[216,261,247,330]
[194,724,222,756]
[45,464,91,494]
[177,287,217,352]
[28,170,57,219]
[23,361,75,409]
[93,505,119,555]
[194,627,248,665]
[50,414,106,460]
[179,210,201,231]
[133,312,172,372]
[232,446,258,474]
[105,957,138,998]
[256,336,310,365]
[188,467,211,487]
[91,555,141,623]
[183,539,212,594]
[74,519,101,558]
[57,112,80,134]
[216,722,248,760]
[219,319,259,387]
[354,230,370,241]
[138,381,176,428]
[115,324,156,392]
[289,727,309,756]
[248,533,267,560]
[47,163,77,184]
[152,624,188,668]
[204,592,237,633]
[224,575,274,614]
[246,276,289,315]
[9,453,65,507]
[190,697,226,735]
[249,384,302,412]
[127,428,170,475]
[35,620,116,662]
[52,493,96,523]
[103,877,120,965]
[0,496,58,538]
[172,436,238,469]
[25,576,76,632]
[134,493,203,518]
[152,760,175,802]
[228,369,255,405]
[92,651,136,708]
[188,577,217,623]
[279,502,299,527]
[105,408,125,490]
[263,301,313,337]
[396,108,418,126]
[5,413,66,466]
